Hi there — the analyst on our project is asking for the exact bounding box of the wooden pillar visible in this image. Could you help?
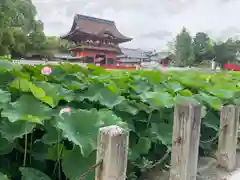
[94,55,96,64]
[217,105,239,171]
[113,55,117,65]
[95,125,129,180]
[169,103,202,180]
[105,55,108,66]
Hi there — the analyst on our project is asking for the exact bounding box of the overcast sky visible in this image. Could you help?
[33,0,240,50]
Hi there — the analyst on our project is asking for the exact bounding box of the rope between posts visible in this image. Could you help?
[79,158,126,180]
[200,124,228,144]
[79,159,103,180]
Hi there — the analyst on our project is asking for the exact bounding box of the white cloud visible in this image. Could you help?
[32,0,240,50]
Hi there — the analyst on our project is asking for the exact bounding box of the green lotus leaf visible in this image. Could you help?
[34,81,75,106]
[0,135,15,155]
[41,120,62,145]
[0,118,36,142]
[0,60,14,72]
[129,137,151,161]
[1,95,52,124]
[0,89,11,109]
[19,167,51,180]
[0,172,10,180]
[77,83,124,109]
[140,91,174,109]
[62,147,95,180]
[151,122,173,146]
[54,108,125,157]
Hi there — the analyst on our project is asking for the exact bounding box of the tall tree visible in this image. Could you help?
[26,20,46,54]
[0,0,46,57]
[193,32,213,62]
[10,28,28,57]
[174,27,194,66]
[58,39,74,53]
[213,39,238,67]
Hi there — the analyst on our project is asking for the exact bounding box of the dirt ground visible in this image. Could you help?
[139,151,240,180]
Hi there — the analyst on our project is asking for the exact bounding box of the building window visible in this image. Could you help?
[85,56,94,64]
[107,58,115,65]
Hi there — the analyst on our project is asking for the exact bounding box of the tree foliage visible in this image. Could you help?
[0,0,73,58]
[172,27,240,67]
[174,27,194,66]
[0,0,39,56]
[193,32,214,62]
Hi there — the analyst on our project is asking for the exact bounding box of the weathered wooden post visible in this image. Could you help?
[169,103,202,180]
[217,105,239,171]
[95,125,129,180]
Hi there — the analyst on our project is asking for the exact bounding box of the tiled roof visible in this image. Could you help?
[117,48,148,59]
[150,52,170,61]
[61,14,132,43]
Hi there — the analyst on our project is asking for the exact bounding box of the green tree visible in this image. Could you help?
[10,28,28,57]
[174,27,194,66]
[0,0,47,57]
[26,20,47,53]
[213,39,238,67]
[193,32,212,62]
[40,36,74,56]
[58,39,74,53]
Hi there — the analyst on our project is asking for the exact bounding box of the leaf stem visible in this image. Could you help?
[52,131,63,179]
[58,132,61,180]
[147,111,152,128]
[23,131,27,167]
[146,148,171,169]
[52,144,64,177]
[29,133,33,165]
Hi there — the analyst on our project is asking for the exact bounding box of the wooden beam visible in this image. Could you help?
[169,103,202,180]
[95,125,129,180]
[217,105,239,172]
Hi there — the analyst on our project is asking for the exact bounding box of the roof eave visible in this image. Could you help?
[61,31,132,43]
[117,37,133,43]
[60,15,79,39]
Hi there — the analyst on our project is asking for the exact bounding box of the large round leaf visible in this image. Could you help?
[54,109,99,157]
[33,81,74,107]
[0,172,9,180]
[195,92,223,110]
[19,167,51,180]
[0,118,36,142]
[77,83,124,109]
[115,100,139,115]
[41,120,62,145]
[1,95,52,124]
[0,89,11,109]
[62,147,95,180]
[151,122,173,146]
[140,91,174,109]
[0,60,14,72]
[129,137,151,161]
[10,78,31,92]
[0,72,15,89]
[54,109,126,157]
[0,135,15,155]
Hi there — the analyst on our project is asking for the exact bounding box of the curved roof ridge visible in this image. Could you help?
[76,14,114,24]
[61,14,132,43]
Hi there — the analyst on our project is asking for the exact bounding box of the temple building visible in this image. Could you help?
[61,14,132,66]
[117,48,150,65]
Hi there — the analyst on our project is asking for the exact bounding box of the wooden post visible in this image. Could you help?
[95,125,129,180]
[169,103,202,180]
[217,105,239,171]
